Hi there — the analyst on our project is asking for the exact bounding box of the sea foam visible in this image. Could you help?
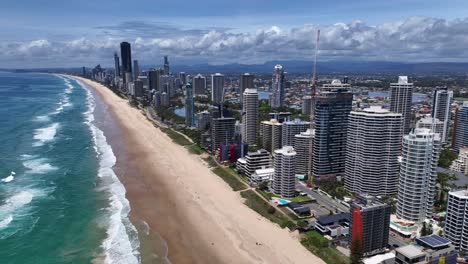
[82,84,140,263]
[23,158,57,174]
[33,123,59,147]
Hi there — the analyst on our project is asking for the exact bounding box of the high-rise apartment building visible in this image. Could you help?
[260,119,282,154]
[193,74,206,96]
[390,76,413,134]
[240,73,255,95]
[211,73,225,104]
[396,128,441,223]
[272,146,297,198]
[345,106,403,196]
[163,55,170,75]
[211,117,236,152]
[133,60,139,81]
[432,87,453,142]
[236,149,272,180]
[242,89,258,145]
[302,96,312,115]
[416,116,444,136]
[453,102,468,152]
[270,65,285,108]
[445,189,468,252]
[281,119,310,147]
[185,83,195,128]
[120,42,132,83]
[294,129,314,179]
[312,80,353,181]
[349,194,391,256]
[113,52,120,77]
[148,68,163,91]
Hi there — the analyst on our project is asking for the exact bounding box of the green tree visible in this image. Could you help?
[350,235,363,264]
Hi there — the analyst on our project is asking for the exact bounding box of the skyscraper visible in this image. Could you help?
[242,89,258,145]
[270,65,285,108]
[211,73,225,104]
[349,194,391,256]
[240,73,255,95]
[416,116,444,136]
[453,102,468,152]
[133,60,140,81]
[432,87,453,142]
[120,42,132,83]
[113,52,120,77]
[211,117,236,153]
[193,74,206,96]
[396,128,441,223]
[302,96,312,115]
[272,146,297,198]
[148,68,163,91]
[178,72,186,85]
[345,106,403,196]
[163,55,170,75]
[445,189,468,252]
[281,119,310,147]
[185,83,195,127]
[260,119,282,153]
[294,129,314,179]
[390,76,413,134]
[312,80,353,182]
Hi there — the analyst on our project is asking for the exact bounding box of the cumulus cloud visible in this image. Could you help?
[2,16,468,68]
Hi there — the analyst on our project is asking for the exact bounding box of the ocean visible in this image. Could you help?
[0,72,140,264]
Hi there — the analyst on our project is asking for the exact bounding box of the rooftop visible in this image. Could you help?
[449,189,468,198]
[416,234,451,249]
[395,245,425,259]
[317,212,350,226]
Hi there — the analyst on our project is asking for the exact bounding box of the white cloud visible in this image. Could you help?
[2,16,468,67]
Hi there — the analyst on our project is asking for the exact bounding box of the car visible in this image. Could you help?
[300,192,307,196]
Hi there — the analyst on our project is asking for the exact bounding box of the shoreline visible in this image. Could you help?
[70,76,324,264]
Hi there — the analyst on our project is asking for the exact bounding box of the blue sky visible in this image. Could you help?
[1,0,468,67]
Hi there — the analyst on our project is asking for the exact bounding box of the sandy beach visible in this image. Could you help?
[71,76,324,264]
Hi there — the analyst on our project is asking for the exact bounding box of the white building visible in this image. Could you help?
[272,146,296,198]
[211,73,225,104]
[294,129,314,180]
[432,88,453,142]
[281,119,310,147]
[260,119,282,154]
[345,106,403,196]
[250,168,274,186]
[396,128,441,223]
[445,189,468,252]
[450,147,468,175]
[416,116,444,136]
[270,64,285,108]
[236,149,272,181]
[242,89,258,145]
[390,76,413,134]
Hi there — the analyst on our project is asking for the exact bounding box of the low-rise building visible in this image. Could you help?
[236,149,272,180]
[394,235,457,264]
[314,212,350,238]
[250,167,274,186]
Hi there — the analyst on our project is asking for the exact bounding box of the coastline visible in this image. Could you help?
[70,76,324,264]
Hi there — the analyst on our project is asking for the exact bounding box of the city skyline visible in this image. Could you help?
[2,1,468,67]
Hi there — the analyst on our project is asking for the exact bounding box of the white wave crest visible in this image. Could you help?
[81,83,140,264]
[23,158,57,174]
[33,123,59,147]
[34,115,51,122]
[0,215,13,229]
[1,175,14,183]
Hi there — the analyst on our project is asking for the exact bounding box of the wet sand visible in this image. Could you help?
[71,76,324,264]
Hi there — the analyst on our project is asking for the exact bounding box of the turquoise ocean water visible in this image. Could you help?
[0,72,140,264]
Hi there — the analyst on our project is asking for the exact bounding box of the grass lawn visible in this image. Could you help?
[291,195,315,203]
[256,189,280,201]
[186,144,204,155]
[240,190,295,229]
[161,128,192,146]
[212,166,248,191]
[301,231,349,264]
[455,97,468,101]
[203,156,218,168]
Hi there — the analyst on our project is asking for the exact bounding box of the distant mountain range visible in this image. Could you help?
[4,61,468,75]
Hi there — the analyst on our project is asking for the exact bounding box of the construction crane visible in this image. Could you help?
[308,29,320,186]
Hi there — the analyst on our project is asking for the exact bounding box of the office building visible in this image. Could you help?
[345,106,403,196]
[272,146,297,198]
[390,76,413,134]
[260,119,282,154]
[394,235,457,264]
[281,119,310,147]
[270,64,285,108]
[133,60,139,81]
[148,68,163,92]
[269,112,292,123]
[432,88,453,142]
[163,55,170,75]
[185,83,195,127]
[349,194,391,256]
[193,74,206,96]
[453,102,468,152]
[450,147,468,175]
[240,73,255,95]
[113,52,120,77]
[120,42,132,83]
[302,96,312,115]
[236,149,272,180]
[294,129,314,179]
[416,116,444,136]
[133,79,144,97]
[242,89,258,145]
[211,73,225,104]
[396,128,441,223]
[313,80,353,181]
[445,189,468,252]
[211,117,236,153]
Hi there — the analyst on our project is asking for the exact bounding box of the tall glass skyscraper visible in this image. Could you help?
[120,42,132,83]
[185,83,195,127]
[270,65,285,108]
[431,87,453,142]
[390,76,413,135]
[453,102,468,152]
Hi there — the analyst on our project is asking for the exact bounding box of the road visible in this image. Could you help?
[437,167,468,187]
[296,182,349,213]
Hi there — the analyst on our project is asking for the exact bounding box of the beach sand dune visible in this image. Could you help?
[72,76,324,264]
